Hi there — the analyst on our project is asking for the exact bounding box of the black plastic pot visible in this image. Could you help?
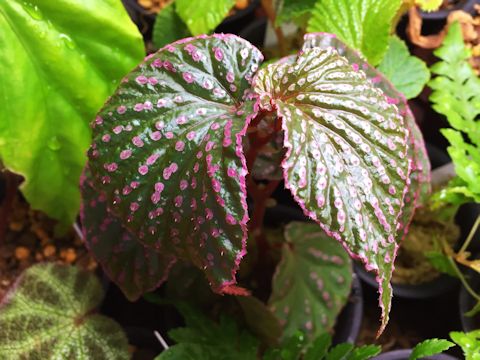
[372,349,459,360]
[216,0,261,36]
[355,144,480,299]
[333,274,363,345]
[125,326,163,360]
[459,268,480,331]
[418,0,479,35]
[122,0,261,42]
[264,205,364,345]
[238,16,268,49]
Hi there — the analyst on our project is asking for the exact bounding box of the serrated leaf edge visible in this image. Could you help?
[265,38,414,335]
[84,33,265,295]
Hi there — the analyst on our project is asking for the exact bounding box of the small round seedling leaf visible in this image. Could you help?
[269,222,352,340]
[0,263,129,359]
[81,167,177,301]
[377,37,430,100]
[255,42,411,335]
[85,34,263,294]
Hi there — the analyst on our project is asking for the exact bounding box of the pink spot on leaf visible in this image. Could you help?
[139,165,149,175]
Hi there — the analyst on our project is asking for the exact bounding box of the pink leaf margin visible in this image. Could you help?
[82,33,265,298]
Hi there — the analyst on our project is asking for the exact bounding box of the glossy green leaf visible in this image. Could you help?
[409,338,454,360]
[304,333,332,360]
[269,222,352,340]
[307,0,402,65]
[263,331,306,360]
[276,0,317,27]
[175,0,235,35]
[0,0,144,226]
[156,303,259,360]
[81,167,177,301]
[449,331,480,360]
[347,345,381,360]
[84,34,263,295]
[0,263,129,359]
[254,43,410,335]
[302,33,431,239]
[377,37,430,99]
[429,22,480,207]
[152,3,190,50]
[326,343,354,360]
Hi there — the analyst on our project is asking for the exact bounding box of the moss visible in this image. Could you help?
[392,206,460,285]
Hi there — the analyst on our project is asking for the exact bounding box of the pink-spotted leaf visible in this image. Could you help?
[80,167,176,301]
[303,33,431,239]
[85,34,263,294]
[254,45,411,335]
[269,222,352,340]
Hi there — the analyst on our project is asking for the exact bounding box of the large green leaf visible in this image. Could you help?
[0,0,144,226]
[152,3,190,50]
[307,0,402,65]
[269,222,352,340]
[0,263,129,359]
[175,0,236,35]
[155,303,259,360]
[429,22,480,206]
[84,34,263,295]
[253,44,411,335]
[377,37,430,99]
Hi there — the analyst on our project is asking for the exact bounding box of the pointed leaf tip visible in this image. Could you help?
[255,38,413,335]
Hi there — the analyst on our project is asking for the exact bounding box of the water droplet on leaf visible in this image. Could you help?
[59,33,75,50]
[47,136,61,151]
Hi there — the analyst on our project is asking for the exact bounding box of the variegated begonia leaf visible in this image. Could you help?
[80,167,177,301]
[302,33,431,239]
[84,34,263,296]
[0,263,129,359]
[269,222,352,340]
[253,44,411,335]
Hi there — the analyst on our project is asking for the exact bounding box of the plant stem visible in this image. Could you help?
[0,171,19,242]
[260,0,287,56]
[448,256,480,302]
[249,179,280,231]
[459,215,480,254]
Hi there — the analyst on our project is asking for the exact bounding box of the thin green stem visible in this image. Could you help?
[460,215,480,254]
[448,256,480,302]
